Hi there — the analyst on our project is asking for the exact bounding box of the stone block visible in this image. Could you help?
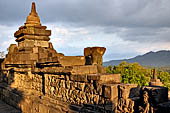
[16,35,50,42]
[34,40,49,47]
[100,74,120,83]
[84,47,106,65]
[39,104,49,113]
[10,54,20,62]
[32,47,39,53]
[8,44,18,53]
[39,52,48,59]
[18,53,32,61]
[97,64,106,73]
[119,84,139,98]
[59,56,85,66]
[87,74,121,84]
[71,65,98,74]
[87,74,100,81]
[14,27,51,37]
[18,39,35,48]
[103,84,119,101]
[70,74,87,82]
[30,53,38,60]
[142,86,168,105]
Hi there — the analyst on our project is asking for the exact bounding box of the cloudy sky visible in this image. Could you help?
[0,0,170,61]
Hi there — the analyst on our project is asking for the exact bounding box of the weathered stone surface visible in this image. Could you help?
[119,84,139,98]
[71,65,98,74]
[84,47,106,65]
[97,64,106,73]
[58,56,85,66]
[158,101,170,113]
[142,86,168,105]
[16,35,50,42]
[0,100,21,113]
[70,74,87,82]
[8,44,18,54]
[149,69,163,86]
[26,2,41,26]
[87,74,121,84]
[103,84,119,101]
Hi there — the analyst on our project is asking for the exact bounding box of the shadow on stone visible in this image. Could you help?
[0,59,23,113]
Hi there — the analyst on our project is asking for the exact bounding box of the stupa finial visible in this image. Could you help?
[31,2,37,15]
[25,2,41,25]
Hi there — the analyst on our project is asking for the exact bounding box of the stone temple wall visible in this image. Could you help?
[0,67,168,113]
[0,2,169,113]
[0,66,123,113]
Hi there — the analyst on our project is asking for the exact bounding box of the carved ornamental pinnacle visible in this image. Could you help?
[26,2,41,25]
[149,68,163,86]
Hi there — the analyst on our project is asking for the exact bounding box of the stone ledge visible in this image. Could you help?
[14,27,51,37]
[87,74,121,84]
[71,65,99,75]
[16,35,50,42]
[59,56,85,67]
[32,67,72,74]
[70,74,88,82]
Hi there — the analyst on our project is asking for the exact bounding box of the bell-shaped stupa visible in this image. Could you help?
[2,2,58,68]
[14,2,51,48]
[25,2,41,26]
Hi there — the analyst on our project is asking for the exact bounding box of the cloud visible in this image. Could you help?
[0,0,169,27]
[115,27,170,43]
[54,27,88,36]
[0,0,170,61]
[0,25,17,51]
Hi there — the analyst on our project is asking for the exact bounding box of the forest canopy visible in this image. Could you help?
[105,61,170,90]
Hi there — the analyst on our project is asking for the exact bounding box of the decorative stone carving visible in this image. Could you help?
[138,90,153,113]
[84,47,106,65]
[117,85,134,113]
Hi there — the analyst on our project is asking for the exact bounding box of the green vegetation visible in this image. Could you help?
[105,61,170,90]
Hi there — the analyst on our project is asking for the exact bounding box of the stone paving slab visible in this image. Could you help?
[0,100,21,113]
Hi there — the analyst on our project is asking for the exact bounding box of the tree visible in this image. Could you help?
[106,61,151,86]
[158,71,170,90]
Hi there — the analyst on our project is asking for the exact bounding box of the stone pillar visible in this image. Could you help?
[153,68,157,80]
[149,69,163,86]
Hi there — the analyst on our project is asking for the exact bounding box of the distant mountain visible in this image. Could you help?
[103,50,170,67]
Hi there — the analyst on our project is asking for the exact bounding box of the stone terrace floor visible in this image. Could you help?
[0,100,21,113]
